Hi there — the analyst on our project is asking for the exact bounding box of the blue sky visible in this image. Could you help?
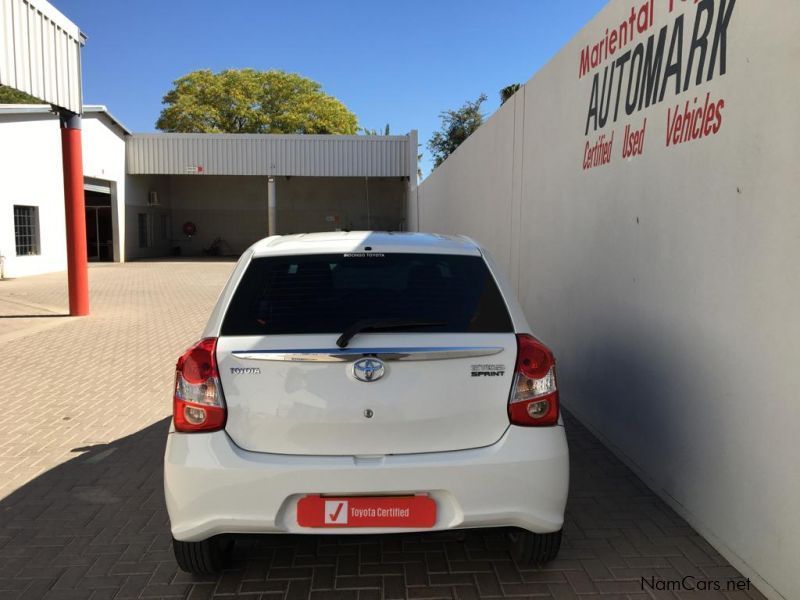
[55,0,606,175]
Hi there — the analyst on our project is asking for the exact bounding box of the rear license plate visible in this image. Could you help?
[297,494,436,528]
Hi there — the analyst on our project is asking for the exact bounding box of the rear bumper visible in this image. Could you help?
[164,425,569,542]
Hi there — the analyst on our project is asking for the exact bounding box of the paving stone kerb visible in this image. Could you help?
[0,262,765,599]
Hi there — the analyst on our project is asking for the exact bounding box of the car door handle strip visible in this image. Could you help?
[231,346,505,362]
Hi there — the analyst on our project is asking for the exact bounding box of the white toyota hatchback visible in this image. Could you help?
[164,231,569,574]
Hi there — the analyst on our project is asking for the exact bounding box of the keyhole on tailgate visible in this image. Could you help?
[363,409,374,419]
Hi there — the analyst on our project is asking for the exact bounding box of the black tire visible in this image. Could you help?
[507,528,562,565]
[172,536,232,575]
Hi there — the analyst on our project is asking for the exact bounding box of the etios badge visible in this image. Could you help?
[352,358,385,382]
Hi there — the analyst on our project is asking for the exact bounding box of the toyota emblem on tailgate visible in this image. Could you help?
[352,358,385,382]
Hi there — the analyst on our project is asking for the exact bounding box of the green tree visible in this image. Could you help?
[156,69,358,134]
[500,83,521,104]
[427,93,487,168]
[361,123,391,136]
[0,85,42,103]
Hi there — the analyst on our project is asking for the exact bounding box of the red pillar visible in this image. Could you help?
[59,110,89,316]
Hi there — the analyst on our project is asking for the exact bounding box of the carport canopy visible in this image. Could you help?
[125,132,419,257]
[126,133,418,179]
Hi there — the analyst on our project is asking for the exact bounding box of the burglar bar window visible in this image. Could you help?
[13,205,40,256]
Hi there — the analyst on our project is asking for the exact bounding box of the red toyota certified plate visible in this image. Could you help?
[297,495,436,528]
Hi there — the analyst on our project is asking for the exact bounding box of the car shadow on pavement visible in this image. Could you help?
[0,413,747,599]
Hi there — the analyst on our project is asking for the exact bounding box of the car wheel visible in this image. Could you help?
[507,528,562,565]
[172,536,232,575]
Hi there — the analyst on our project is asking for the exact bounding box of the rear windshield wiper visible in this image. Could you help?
[336,319,446,348]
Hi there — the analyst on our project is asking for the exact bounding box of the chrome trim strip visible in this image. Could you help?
[231,346,505,363]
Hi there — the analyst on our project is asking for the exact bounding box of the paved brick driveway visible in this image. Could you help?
[0,262,765,599]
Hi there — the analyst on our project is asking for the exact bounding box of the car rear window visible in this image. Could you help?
[221,253,513,336]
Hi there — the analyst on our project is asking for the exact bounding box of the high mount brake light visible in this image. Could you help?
[508,334,559,426]
[173,338,227,432]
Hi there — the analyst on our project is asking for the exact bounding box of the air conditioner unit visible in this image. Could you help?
[148,191,160,206]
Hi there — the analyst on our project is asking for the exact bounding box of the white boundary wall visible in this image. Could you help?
[418,2,800,598]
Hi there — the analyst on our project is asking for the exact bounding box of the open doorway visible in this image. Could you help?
[84,185,114,262]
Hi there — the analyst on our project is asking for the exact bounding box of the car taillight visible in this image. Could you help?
[508,334,559,426]
[173,337,226,432]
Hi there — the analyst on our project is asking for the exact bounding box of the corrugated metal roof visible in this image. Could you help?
[0,0,85,114]
[126,133,414,178]
[83,104,130,134]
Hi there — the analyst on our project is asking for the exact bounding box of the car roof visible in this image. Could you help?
[250,231,482,257]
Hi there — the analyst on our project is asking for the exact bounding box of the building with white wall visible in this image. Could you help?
[417,2,800,599]
[0,104,418,277]
[0,104,127,278]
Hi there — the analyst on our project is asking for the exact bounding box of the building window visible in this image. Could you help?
[13,205,40,256]
[138,213,150,248]
[160,214,168,240]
